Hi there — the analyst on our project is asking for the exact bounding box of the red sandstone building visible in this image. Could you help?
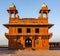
[4,3,54,50]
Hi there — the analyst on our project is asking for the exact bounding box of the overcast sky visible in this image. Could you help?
[0,0,60,45]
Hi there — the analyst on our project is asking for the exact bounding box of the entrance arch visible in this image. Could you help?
[25,38,32,48]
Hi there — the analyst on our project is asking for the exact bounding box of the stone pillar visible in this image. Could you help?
[32,37,35,49]
[23,37,25,48]
[23,39,25,48]
[39,37,42,48]
[41,11,43,18]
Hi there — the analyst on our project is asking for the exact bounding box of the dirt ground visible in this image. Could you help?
[0,48,60,56]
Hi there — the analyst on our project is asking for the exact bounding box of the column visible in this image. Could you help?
[32,37,35,49]
[23,37,25,48]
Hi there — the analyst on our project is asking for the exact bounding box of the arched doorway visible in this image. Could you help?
[25,38,32,48]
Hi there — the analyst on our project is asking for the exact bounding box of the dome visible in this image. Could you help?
[42,3,47,7]
[10,3,15,8]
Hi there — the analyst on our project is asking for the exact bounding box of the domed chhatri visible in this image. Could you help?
[7,3,18,18]
[4,3,54,50]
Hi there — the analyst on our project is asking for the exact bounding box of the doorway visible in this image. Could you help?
[25,38,32,48]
